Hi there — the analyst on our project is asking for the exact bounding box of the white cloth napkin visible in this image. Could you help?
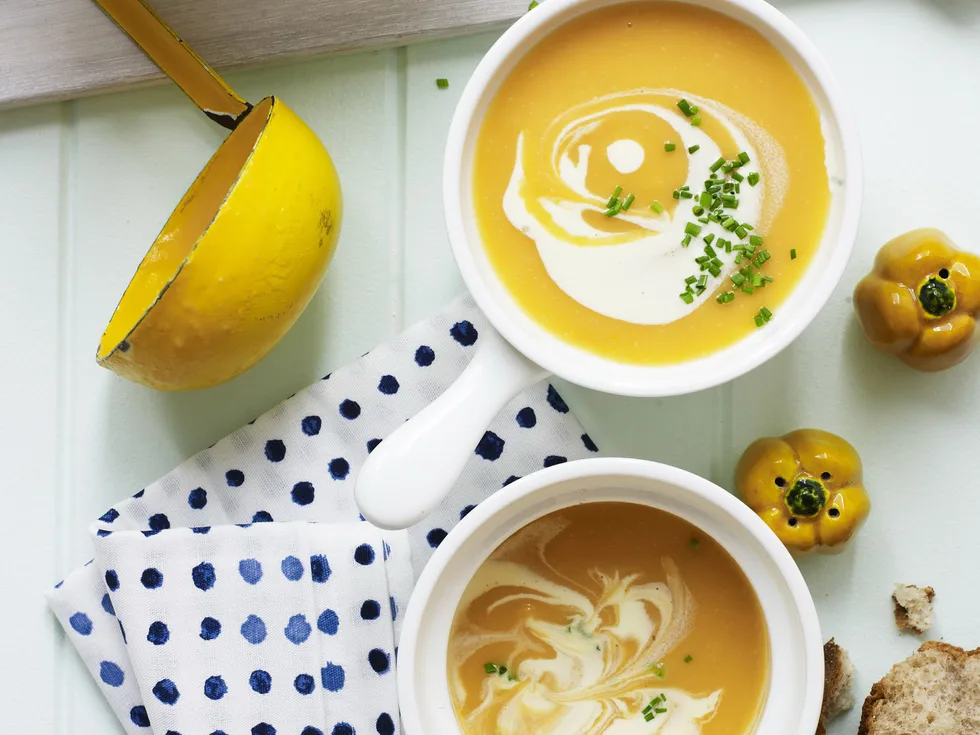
[47,295,600,735]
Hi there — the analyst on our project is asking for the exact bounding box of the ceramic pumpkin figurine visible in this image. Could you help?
[735,429,870,555]
[853,228,980,371]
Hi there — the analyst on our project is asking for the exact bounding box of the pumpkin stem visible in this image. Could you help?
[918,276,956,317]
[784,478,826,517]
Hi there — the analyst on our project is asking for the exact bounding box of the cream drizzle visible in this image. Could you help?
[502,88,788,326]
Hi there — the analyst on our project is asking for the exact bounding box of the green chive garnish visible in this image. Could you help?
[704,244,717,258]
[685,223,702,236]
[650,201,664,214]
[738,151,750,164]
[735,225,748,239]
[622,193,635,210]
[748,172,761,187]
[703,233,715,246]
[681,234,692,247]
[680,292,694,304]
[790,248,798,259]
[690,114,702,127]
[484,663,498,674]
[436,78,449,89]
[677,99,695,117]
[679,190,693,199]
[710,157,725,172]
[732,171,744,182]
[498,666,508,676]
[664,142,676,152]
[528,0,539,8]
[688,144,700,154]
[749,234,763,246]
[730,273,745,286]
[690,537,701,549]
[684,655,693,663]
[692,205,704,216]
[754,314,765,327]
[685,275,697,285]
[603,207,617,217]
[699,191,712,208]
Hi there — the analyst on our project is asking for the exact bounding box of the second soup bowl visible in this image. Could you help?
[355,0,861,530]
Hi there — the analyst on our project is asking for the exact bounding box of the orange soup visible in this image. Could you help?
[448,503,769,735]
[472,1,830,363]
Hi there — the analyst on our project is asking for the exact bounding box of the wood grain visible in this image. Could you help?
[0,0,525,109]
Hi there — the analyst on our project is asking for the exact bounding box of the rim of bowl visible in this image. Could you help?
[443,0,863,397]
[397,457,824,735]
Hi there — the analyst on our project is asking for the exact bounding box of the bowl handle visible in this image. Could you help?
[355,325,549,529]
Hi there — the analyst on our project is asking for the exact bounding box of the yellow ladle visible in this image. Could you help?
[94,0,342,390]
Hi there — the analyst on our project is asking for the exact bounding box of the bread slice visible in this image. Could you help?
[816,638,855,735]
[858,641,980,735]
[892,583,935,635]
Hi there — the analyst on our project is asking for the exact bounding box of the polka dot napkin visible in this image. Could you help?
[47,295,600,735]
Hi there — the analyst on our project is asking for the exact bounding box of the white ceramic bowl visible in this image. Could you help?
[398,458,824,735]
[355,0,861,530]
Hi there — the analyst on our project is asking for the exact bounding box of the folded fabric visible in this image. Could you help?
[47,295,601,735]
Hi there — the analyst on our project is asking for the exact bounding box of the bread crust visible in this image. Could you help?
[892,584,935,635]
[858,641,980,735]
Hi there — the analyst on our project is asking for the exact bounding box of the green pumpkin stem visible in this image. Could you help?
[918,276,956,317]
[784,478,827,517]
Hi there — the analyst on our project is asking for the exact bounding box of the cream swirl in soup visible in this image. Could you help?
[448,503,769,735]
[503,89,788,326]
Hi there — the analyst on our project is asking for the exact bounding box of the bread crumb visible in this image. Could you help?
[817,638,855,735]
[892,583,935,635]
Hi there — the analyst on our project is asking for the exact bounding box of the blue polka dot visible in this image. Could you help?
[239,559,263,584]
[390,596,398,620]
[376,713,395,735]
[331,726,351,735]
[544,455,567,467]
[502,475,521,487]
[192,562,215,591]
[354,544,375,565]
[475,431,505,460]
[360,600,380,620]
[366,438,381,453]
[188,488,208,510]
[165,731,182,735]
[582,433,598,452]
[99,508,119,523]
[426,528,447,548]
[142,529,161,538]
[192,526,211,534]
[147,621,169,645]
[252,510,274,523]
[141,568,163,589]
[415,345,436,366]
[153,679,180,705]
[328,457,350,480]
[148,513,170,531]
[306,727,326,735]
[264,439,286,462]
[281,555,304,581]
[515,407,537,428]
[241,615,267,644]
[132,488,145,499]
[317,609,340,635]
[450,320,478,346]
[294,674,315,695]
[130,705,150,728]
[284,614,312,644]
[368,649,391,674]
[301,415,322,435]
[200,617,221,640]
[311,554,331,583]
[204,675,228,700]
[378,375,399,394]
[249,669,272,694]
[292,481,315,506]
[96,529,112,537]
[339,399,361,420]
[547,384,569,413]
[101,593,115,616]
[460,504,476,519]
[69,612,93,635]
[252,724,276,735]
[210,732,228,735]
[226,469,245,487]
[321,663,345,692]
[99,661,124,687]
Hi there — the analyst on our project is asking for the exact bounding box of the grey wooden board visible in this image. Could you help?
[0,0,525,109]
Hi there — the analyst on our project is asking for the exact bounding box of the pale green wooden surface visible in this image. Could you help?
[1,2,979,732]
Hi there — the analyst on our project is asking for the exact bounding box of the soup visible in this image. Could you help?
[447,503,769,735]
[472,1,831,364]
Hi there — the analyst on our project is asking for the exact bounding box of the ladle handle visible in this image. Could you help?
[354,325,549,530]
[92,0,251,129]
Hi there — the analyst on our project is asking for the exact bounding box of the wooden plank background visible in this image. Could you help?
[0,0,525,109]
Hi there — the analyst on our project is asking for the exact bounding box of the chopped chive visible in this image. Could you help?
[682,234,692,247]
[748,172,761,187]
[722,217,738,232]
[703,233,715,246]
[743,223,754,231]
[606,195,618,208]
[761,307,773,319]
[677,99,695,117]
[790,248,798,259]
[742,284,755,294]
[697,275,708,289]
[735,225,748,240]
[611,186,623,199]
[697,216,709,224]
[436,78,450,89]
[738,151,750,164]
[732,171,744,182]
[622,193,635,210]
[710,157,726,172]
[685,222,702,236]
[695,256,709,264]
[734,253,743,264]
[690,114,702,127]
[680,292,694,304]
[692,205,704,216]
[690,537,701,549]
[720,193,736,204]
[498,666,508,676]
[708,264,721,277]
[655,708,667,714]
[688,144,700,154]
[730,273,746,286]
[704,244,717,258]
[685,275,697,285]
[650,200,664,214]
[752,273,763,288]
[735,183,741,194]
[684,655,694,663]
[679,190,693,199]
[672,189,681,200]
[664,142,677,152]
[603,207,618,217]
[484,663,498,674]
[749,234,764,246]
[528,0,539,7]
[699,191,712,208]
[755,314,765,327]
